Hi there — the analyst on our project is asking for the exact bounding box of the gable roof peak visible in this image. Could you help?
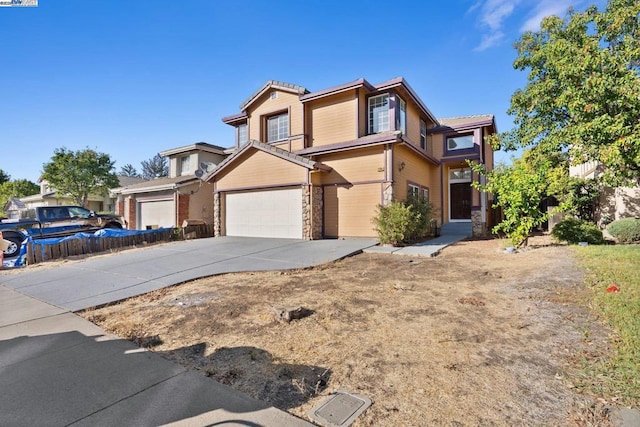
[240,80,309,111]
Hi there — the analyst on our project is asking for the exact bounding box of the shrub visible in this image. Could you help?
[373,201,415,246]
[373,199,434,246]
[607,218,640,243]
[552,217,604,245]
[407,196,434,239]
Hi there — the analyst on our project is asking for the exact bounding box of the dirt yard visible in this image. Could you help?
[82,236,613,426]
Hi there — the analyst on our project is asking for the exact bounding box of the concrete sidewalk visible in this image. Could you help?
[0,285,313,426]
[363,234,468,257]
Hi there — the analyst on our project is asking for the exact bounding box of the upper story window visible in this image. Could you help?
[447,134,474,151]
[368,94,390,134]
[237,123,248,145]
[180,155,190,175]
[420,120,427,150]
[396,97,407,135]
[267,112,289,142]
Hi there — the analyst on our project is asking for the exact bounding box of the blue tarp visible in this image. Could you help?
[2,228,171,268]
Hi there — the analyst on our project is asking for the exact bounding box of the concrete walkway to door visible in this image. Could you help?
[1,236,377,312]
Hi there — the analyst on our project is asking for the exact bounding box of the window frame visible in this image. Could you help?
[237,123,248,146]
[444,133,476,155]
[266,111,289,143]
[368,93,390,134]
[180,155,191,176]
[420,120,427,150]
[407,181,430,202]
[396,96,407,135]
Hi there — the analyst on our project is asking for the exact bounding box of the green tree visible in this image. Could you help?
[472,154,550,248]
[0,169,10,185]
[498,0,640,185]
[41,147,119,208]
[141,153,168,180]
[119,163,140,177]
[0,179,39,216]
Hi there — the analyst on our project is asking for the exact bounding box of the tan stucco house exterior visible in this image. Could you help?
[204,78,497,239]
[112,142,226,230]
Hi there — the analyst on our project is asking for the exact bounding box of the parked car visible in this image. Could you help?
[0,206,125,259]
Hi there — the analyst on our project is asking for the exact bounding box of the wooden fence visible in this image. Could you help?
[24,224,215,266]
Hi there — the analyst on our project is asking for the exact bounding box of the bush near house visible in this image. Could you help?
[607,218,640,243]
[551,217,604,245]
[373,198,434,246]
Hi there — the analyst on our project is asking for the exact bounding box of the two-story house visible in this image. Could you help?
[204,78,497,239]
[112,142,227,230]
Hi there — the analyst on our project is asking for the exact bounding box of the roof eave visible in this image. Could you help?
[374,77,439,125]
[300,78,375,103]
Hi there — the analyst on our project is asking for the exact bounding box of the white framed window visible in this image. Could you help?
[267,113,289,142]
[368,94,390,134]
[408,183,420,199]
[447,134,474,151]
[396,97,407,135]
[237,123,248,145]
[180,155,190,175]
[420,120,427,150]
[450,169,472,181]
[422,188,429,201]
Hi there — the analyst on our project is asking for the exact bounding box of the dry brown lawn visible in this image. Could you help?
[81,236,613,426]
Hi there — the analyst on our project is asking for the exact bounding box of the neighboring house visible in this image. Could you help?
[570,161,640,224]
[204,78,497,239]
[111,142,227,230]
[3,198,27,219]
[19,177,142,213]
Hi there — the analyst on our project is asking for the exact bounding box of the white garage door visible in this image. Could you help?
[138,199,175,230]
[225,188,302,238]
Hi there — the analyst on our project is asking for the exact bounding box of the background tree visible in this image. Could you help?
[0,179,39,217]
[496,0,640,185]
[141,153,169,180]
[119,163,141,177]
[41,147,119,208]
[0,169,10,185]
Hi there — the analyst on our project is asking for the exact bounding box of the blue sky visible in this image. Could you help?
[0,0,601,183]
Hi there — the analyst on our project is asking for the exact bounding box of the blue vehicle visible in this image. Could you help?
[0,206,125,259]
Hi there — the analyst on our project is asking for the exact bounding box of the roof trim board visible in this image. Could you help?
[204,140,331,181]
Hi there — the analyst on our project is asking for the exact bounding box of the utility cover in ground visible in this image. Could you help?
[308,390,372,427]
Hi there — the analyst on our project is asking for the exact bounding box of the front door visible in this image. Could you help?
[450,182,471,220]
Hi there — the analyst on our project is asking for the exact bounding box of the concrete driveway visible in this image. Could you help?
[1,236,376,311]
[0,236,375,426]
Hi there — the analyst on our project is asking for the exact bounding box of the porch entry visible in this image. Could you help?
[449,168,472,221]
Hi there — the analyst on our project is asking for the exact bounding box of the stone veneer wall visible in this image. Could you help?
[213,192,221,237]
[471,210,485,237]
[383,183,394,205]
[311,186,323,239]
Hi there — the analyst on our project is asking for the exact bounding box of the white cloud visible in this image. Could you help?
[520,0,575,32]
[474,31,506,52]
[471,0,521,51]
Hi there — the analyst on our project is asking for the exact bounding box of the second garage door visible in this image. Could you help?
[225,188,303,238]
[138,199,175,230]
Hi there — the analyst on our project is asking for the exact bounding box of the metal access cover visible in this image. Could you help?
[308,390,372,427]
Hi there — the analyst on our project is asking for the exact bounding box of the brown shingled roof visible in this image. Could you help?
[438,115,495,128]
[239,80,309,111]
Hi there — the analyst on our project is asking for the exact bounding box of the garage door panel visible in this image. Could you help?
[138,200,175,230]
[225,189,302,239]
